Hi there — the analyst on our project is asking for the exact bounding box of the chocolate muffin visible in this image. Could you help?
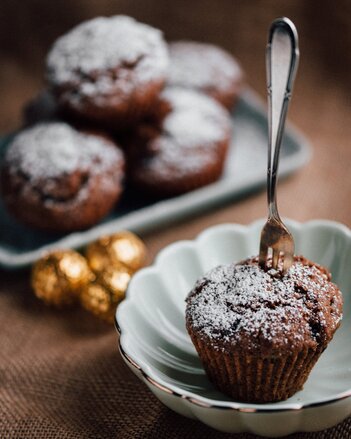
[0,122,125,232]
[186,256,343,403]
[126,87,231,197]
[23,89,60,126]
[46,16,169,128]
[22,89,101,131]
[168,41,243,110]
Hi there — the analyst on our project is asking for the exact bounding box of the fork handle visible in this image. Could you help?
[266,18,299,219]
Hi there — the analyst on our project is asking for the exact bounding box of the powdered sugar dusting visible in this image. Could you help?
[137,88,231,179]
[163,88,230,146]
[47,15,169,97]
[169,41,242,91]
[142,139,219,179]
[5,122,122,183]
[186,257,343,353]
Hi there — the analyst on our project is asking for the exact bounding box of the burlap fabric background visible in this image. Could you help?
[1,1,351,437]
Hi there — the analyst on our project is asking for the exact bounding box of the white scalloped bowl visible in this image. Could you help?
[116,219,351,437]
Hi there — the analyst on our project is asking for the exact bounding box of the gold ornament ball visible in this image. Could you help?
[31,250,93,306]
[80,264,132,323]
[85,231,146,274]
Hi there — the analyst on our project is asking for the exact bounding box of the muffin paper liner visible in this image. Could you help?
[191,332,325,403]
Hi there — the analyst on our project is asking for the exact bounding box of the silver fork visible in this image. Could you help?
[259,17,299,272]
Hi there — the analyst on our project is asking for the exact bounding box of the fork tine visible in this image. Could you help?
[259,243,268,269]
[272,248,280,270]
[283,253,294,273]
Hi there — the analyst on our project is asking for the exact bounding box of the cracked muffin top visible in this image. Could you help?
[186,256,343,356]
[46,15,169,105]
[126,87,231,196]
[0,122,125,231]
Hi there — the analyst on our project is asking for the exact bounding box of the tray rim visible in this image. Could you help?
[0,88,312,269]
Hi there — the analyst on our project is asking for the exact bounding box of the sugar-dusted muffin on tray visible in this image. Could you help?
[125,87,232,197]
[46,15,169,129]
[168,41,243,110]
[0,122,125,232]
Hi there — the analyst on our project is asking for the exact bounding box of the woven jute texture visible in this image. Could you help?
[0,274,350,439]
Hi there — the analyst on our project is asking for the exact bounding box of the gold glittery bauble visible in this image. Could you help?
[86,231,146,274]
[31,250,94,306]
[80,264,132,322]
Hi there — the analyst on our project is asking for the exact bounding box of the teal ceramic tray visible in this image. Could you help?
[0,88,311,269]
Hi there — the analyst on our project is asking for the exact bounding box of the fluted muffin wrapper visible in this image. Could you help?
[191,332,325,403]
